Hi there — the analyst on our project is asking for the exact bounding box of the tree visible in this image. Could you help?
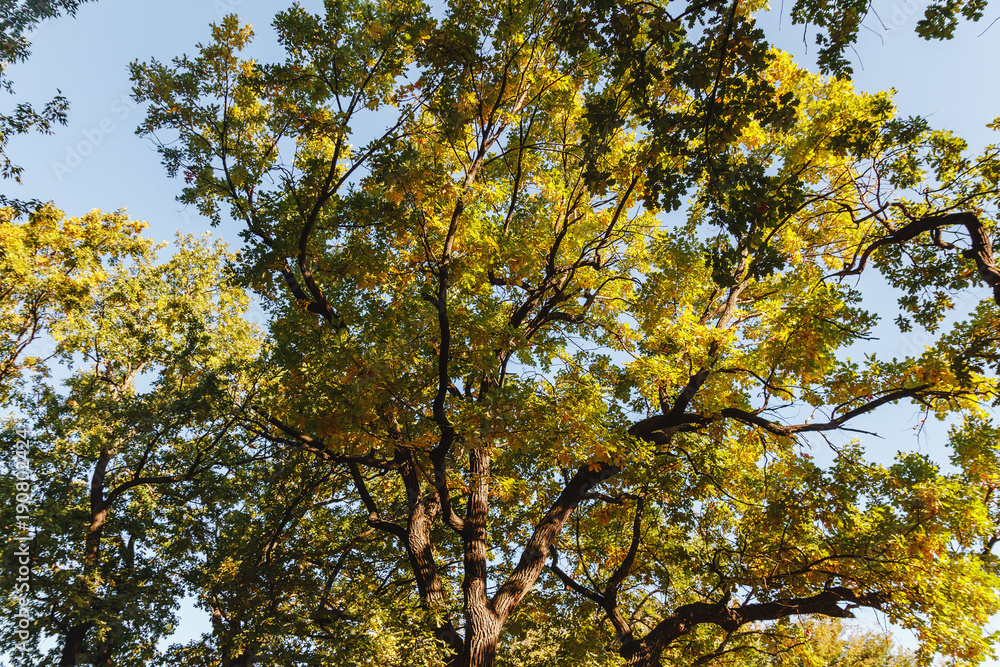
[654,617,918,667]
[160,448,450,667]
[123,0,1000,665]
[0,215,260,666]
[771,619,917,667]
[0,205,148,404]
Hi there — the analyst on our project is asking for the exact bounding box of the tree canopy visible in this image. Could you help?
[3,0,1000,666]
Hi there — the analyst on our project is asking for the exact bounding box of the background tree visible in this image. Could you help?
[0,206,148,404]
[772,619,917,667]
[650,617,918,667]
[161,448,450,667]
[0,225,259,666]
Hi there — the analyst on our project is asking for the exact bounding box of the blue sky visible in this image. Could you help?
[6,0,1000,244]
[4,0,1000,660]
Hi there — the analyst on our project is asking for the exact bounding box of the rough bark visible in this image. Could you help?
[400,451,464,654]
[460,448,500,667]
[454,457,621,667]
[493,461,621,622]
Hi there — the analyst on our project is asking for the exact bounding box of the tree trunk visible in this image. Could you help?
[460,448,502,667]
[623,654,654,667]
[226,646,258,667]
[621,646,658,667]
[461,608,502,667]
[59,451,113,665]
[93,638,113,667]
[58,621,92,667]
